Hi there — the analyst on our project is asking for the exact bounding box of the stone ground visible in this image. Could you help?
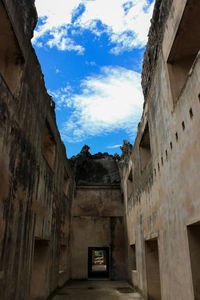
[51,280,145,300]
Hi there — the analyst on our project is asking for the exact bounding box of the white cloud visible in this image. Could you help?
[107,144,122,149]
[49,84,73,109]
[47,28,84,54]
[76,0,154,53]
[33,0,154,54]
[50,66,143,142]
[86,61,96,66]
[33,0,84,54]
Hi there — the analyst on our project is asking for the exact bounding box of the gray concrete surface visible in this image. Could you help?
[51,280,145,299]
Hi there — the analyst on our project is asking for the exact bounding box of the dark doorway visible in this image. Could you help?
[145,238,162,300]
[187,222,200,300]
[88,247,109,278]
[30,239,49,299]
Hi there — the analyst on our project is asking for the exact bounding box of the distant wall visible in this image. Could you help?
[71,155,126,280]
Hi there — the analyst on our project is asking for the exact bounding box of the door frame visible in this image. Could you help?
[88,247,109,278]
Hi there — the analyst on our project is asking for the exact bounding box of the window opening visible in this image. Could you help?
[127,168,133,205]
[130,244,136,270]
[187,222,200,300]
[189,108,194,119]
[145,238,162,300]
[167,0,200,102]
[30,239,49,299]
[139,123,151,172]
[0,1,24,97]
[59,245,67,274]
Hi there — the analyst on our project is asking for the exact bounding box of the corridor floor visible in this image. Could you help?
[51,280,145,300]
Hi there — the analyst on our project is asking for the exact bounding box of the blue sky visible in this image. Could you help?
[32,0,154,158]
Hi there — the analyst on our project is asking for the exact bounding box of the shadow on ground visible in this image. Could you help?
[50,280,145,300]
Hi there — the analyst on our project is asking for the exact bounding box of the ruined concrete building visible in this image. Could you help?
[0,0,199,299]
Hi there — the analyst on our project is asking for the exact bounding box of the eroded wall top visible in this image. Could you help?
[71,145,121,185]
[142,0,173,100]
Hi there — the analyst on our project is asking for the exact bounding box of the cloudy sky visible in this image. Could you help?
[32,0,154,157]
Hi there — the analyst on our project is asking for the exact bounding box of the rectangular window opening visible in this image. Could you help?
[145,238,162,300]
[167,0,200,102]
[130,244,136,271]
[42,122,56,170]
[0,1,24,97]
[59,245,67,274]
[127,168,133,204]
[139,123,151,172]
[187,221,200,300]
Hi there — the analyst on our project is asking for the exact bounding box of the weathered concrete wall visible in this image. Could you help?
[73,186,124,217]
[71,151,126,280]
[121,0,200,299]
[1,0,199,298]
[0,1,73,299]
[71,214,125,280]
